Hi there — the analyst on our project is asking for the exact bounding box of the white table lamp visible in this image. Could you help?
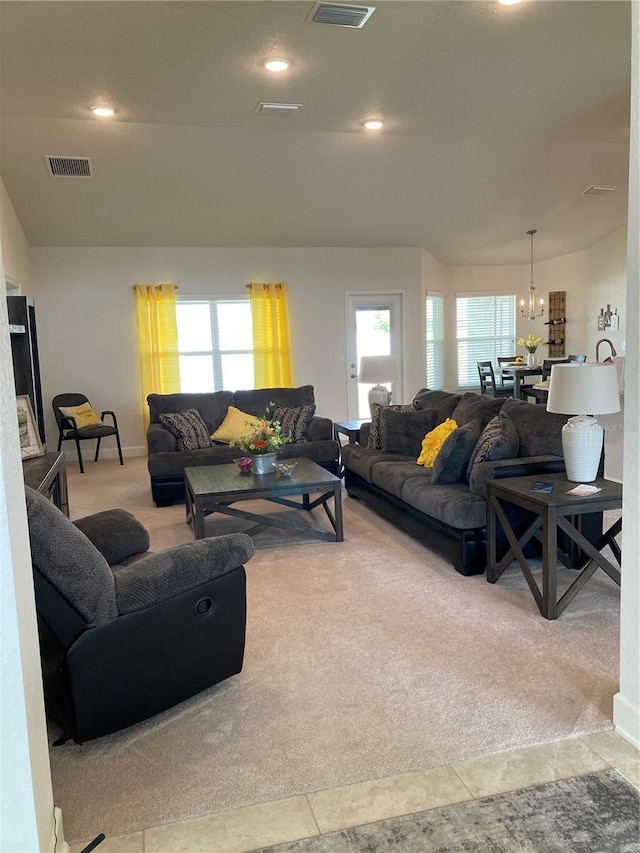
[359,355,399,414]
[546,363,620,482]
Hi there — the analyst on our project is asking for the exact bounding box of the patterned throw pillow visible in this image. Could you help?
[466,410,520,479]
[416,418,459,467]
[159,409,212,451]
[273,405,316,443]
[431,420,482,484]
[367,402,418,451]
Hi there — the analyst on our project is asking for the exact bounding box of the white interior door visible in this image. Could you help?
[346,293,404,419]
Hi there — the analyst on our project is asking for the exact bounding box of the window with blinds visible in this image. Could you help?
[426,293,445,389]
[456,293,516,388]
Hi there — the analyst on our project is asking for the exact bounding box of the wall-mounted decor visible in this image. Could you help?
[597,304,620,331]
[16,395,45,459]
[545,291,566,357]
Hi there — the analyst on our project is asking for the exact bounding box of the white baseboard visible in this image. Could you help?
[53,807,70,853]
[613,691,640,748]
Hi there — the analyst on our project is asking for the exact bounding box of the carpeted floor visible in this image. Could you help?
[51,458,621,843]
[255,771,640,853]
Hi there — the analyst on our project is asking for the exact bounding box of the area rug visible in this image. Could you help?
[257,772,639,852]
[51,459,621,842]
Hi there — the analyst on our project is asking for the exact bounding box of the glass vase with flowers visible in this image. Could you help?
[517,333,544,367]
[230,409,291,474]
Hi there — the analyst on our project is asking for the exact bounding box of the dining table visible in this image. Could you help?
[499,362,545,400]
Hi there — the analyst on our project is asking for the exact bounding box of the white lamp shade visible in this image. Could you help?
[358,355,399,384]
[546,363,620,416]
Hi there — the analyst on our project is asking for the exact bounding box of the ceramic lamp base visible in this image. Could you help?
[561,416,604,483]
[368,384,391,415]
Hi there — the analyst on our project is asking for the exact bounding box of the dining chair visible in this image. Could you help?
[521,359,570,404]
[496,356,518,389]
[477,362,513,398]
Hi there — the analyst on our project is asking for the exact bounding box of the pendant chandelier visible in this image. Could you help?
[520,229,544,319]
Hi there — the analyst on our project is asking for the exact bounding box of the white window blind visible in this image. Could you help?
[426,293,444,389]
[176,299,254,392]
[456,293,516,388]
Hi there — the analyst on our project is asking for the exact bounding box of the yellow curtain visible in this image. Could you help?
[134,284,180,429]
[248,282,293,388]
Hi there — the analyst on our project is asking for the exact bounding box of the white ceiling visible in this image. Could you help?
[0,0,631,265]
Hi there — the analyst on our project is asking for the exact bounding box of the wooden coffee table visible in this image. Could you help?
[184,458,343,542]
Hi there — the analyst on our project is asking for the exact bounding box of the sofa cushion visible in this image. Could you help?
[159,409,212,451]
[401,478,487,530]
[467,410,520,479]
[431,420,482,484]
[148,391,234,432]
[417,418,458,467]
[367,402,418,451]
[342,444,414,483]
[210,406,263,444]
[273,404,316,442]
[371,460,432,500]
[451,392,506,431]
[379,407,437,456]
[412,389,463,422]
[502,398,566,457]
[233,385,315,417]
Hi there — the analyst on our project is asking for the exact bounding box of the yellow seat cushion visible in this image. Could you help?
[416,418,458,467]
[59,402,103,428]
[210,406,263,444]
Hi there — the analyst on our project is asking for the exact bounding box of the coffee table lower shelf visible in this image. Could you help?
[184,459,344,543]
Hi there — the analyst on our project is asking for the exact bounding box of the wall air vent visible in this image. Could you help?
[582,185,617,196]
[46,156,93,178]
[308,2,375,27]
[256,102,302,113]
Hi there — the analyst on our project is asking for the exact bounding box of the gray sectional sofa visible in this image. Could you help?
[342,389,602,576]
[147,385,340,506]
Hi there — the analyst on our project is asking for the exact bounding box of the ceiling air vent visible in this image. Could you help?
[256,102,302,114]
[46,156,93,178]
[308,2,375,27]
[582,185,617,196]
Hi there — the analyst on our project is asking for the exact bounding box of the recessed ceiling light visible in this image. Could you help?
[363,119,384,130]
[264,59,290,73]
[498,0,523,5]
[91,106,115,118]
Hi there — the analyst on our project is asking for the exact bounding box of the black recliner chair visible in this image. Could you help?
[25,485,253,743]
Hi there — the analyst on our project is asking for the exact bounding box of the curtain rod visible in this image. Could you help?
[132,284,179,290]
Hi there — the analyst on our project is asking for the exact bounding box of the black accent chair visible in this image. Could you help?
[25,485,253,743]
[52,393,124,474]
[477,361,513,398]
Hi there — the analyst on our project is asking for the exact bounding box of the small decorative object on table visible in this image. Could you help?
[230,407,291,476]
[234,457,253,475]
[276,461,297,478]
[517,333,544,368]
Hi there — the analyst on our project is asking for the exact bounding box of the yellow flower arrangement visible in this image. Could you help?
[230,410,291,456]
[517,333,544,354]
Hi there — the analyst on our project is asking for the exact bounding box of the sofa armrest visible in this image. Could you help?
[147,423,177,454]
[359,422,371,446]
[307,415,333,442]
[113,533,255,614]
[469,455,565,497]
[74,509,151,566]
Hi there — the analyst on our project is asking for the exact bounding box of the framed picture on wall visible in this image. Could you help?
[16,395,44,459]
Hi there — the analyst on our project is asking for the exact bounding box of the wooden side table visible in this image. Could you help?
[487,473,622,619]
[333,419,367,444]
[22,451,69,517]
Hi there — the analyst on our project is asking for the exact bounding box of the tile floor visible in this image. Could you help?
[69,730,639,853]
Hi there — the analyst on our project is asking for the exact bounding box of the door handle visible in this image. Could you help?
[350,373,358,379]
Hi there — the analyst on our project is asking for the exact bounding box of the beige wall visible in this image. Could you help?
[0,179,32,294]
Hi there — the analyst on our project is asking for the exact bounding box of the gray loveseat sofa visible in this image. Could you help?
[342,389,602,576]
[147,385,340,506]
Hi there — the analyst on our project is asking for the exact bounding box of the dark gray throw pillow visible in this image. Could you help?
[159,408,212,451]
[466,410,520,480]
[379,407,437,456]
[367,402,418,451]
[431,420,482,484]
[273,404,316,443]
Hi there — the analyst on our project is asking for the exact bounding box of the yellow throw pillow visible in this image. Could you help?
[210,406,263,444]
[59,402,103,428]
[417,418,458,467]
